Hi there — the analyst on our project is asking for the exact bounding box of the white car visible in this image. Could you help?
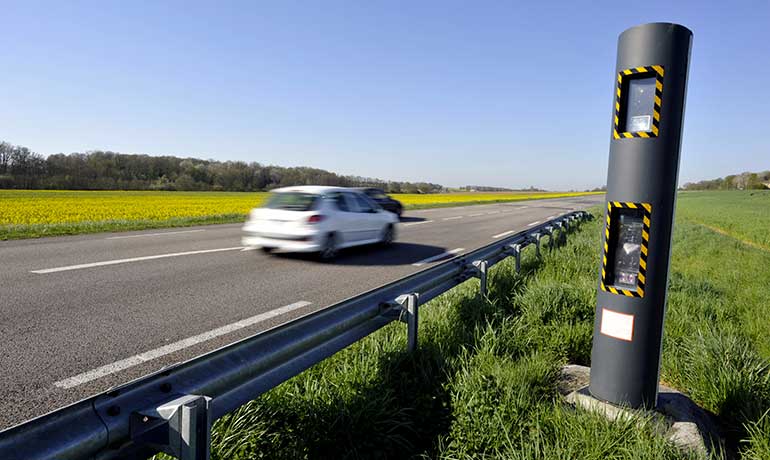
[242,186,399,259]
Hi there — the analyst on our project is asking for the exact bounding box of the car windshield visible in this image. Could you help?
[264,192,319,211]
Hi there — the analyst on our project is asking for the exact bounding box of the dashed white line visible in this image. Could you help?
[403,220,434,227]
[442,216,463,221]
[492,230,515,238]
[412,248,464,267]
[468,212,485,217]
[31,247,246,274]
[105,229,206,240]
[486,211,501,215]
[53,301,313,389]
[527,221,541,227]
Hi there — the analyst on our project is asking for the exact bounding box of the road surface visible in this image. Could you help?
[0,194,602,429]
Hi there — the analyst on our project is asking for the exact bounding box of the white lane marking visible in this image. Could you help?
[468,212,485,217]
[486,211,501,215]
[403,220,434,227]
[31,247,245,274]
[53,301,312,389]
[493,230,515,238]
[442,216,463,221]
[527,221,541,227]
[412,248,464,267]
[241,247,257,252]
[105,229,206,240]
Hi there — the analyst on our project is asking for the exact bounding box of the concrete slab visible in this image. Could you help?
[559,365,723,458]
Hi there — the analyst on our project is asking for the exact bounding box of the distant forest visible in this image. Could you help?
[0,141,443,193]
[682,170,770,191]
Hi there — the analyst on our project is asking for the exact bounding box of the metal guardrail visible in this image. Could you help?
[0,211,591,460]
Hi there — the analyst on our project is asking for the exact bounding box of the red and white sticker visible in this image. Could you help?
[600,308,634,342]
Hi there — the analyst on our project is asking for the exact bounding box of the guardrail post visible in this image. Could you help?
[396,293,420,352]
[507,243,522,273]
[472,260,489,297]
[529,232,542,258]
[544,226,554,251]
[559,221,568,244]
[131,394,212,460]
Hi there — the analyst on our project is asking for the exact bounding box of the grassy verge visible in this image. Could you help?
[0,214,246,239]
[0,190,601,240]
[148,203,770,459]
[676,190,770,249]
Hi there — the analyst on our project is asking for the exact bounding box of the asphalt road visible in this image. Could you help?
[0,195,603,429]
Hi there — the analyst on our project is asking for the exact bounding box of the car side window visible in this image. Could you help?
[354,193,374,213]
[342,192,361,212]
[328,193,349,212]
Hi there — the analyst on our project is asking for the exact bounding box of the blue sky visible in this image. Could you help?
[1,1,768,190]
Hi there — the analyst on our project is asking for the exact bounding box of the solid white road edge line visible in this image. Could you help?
[527,221,541,227]
[53,301,313,389]
[492,230,515,238]
[403,220,434,227]
[31,247,246,274]
[105,229,206,240]
[412,248,464,267]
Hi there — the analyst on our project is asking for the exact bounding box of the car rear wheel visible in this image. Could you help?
[380,224,395,246]
[319,233,338,260]
[260,247,274,254]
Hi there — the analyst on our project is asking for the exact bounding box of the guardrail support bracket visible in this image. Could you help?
[396,293,420,352]
[529,232,542,258]
[544,226,555,251]
[507,244,522,273]
[472,260,489,297]
[131,394,212,460]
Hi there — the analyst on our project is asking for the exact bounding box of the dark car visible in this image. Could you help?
[357,188,403,218]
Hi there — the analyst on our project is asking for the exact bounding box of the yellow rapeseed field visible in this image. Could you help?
[0,190,600,239]
[397,191,596,206]
[0,190,268,226]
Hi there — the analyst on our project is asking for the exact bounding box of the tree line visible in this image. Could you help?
[0,141,443,193]
[682,170,770,191]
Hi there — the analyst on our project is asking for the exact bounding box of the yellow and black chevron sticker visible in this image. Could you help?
[601,201,651,298]
[613,65,664,139]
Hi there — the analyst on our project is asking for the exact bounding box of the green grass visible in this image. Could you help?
[147,191,770,459]
[676,190,770,249]
[0,214,246,239]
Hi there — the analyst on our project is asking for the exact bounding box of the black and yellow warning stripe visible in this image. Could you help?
[601,201,652,298]
[613,65,664,139]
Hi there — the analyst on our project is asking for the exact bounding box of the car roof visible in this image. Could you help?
[270,185,354,194]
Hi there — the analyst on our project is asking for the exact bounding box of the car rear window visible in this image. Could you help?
[264,192,319,211]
